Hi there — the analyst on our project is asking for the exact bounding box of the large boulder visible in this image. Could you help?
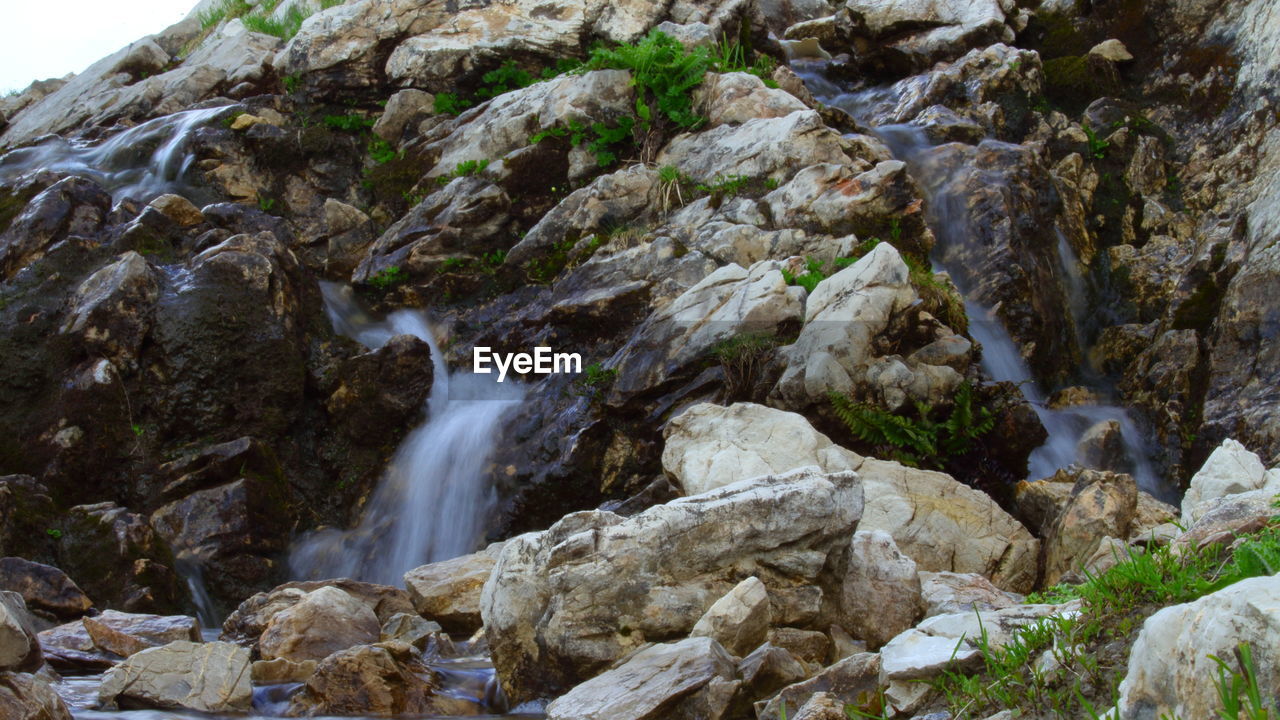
[481,467,864,704]
[39,611,200,671]
[0,671,72,720]
[0,559,91,620]
[0,593,40,672]
[657,110,853,184]
[0,177,110,281]
[661,401,1038,591]
[606,260,804,403]
[55,502,184,615]
[835,530,922,649]
[662,402,861,497]
[97,640,252,713]
[843,0,1012,70]
[258,586,380,664]
[1117,576,1280,720]
[221,579,415,648]
[544,636,739,720]
[403,543,504,633]
[1042,470,1139,585]
[1180,438,1279,525]
[58,251,158,368]
[771,243,962,411]
[286,642,477,717]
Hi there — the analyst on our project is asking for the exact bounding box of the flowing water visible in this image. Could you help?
[289,283,525,585]
[796,64,1172,499]
[0,105,235,202]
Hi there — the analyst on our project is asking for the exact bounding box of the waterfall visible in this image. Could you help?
[796,66,1171,499]
[290,283,524,585]
[0,105,234,202]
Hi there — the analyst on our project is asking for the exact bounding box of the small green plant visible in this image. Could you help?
[584,29,711,129]
[695,173,751,199]
[1083,125,1110,159]
[657,165,690,211]
[367,265,409,290]
[323,113,375,132]
[781,256,830,293]
[527,238,577,283]
[829,381,995,469]
[711,331,781,400]
[433,92,473,116]
[437,257,472,274]
[257,195,277,212]
[572,362,618,401]
[46,528,62,540]
[282,73,301,93]
[1209,643,1273,720]
[436,159,491,184]
[368,136,398,165]
[586,117,635,167]
[476,60,538,99]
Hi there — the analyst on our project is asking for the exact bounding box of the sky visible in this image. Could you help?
[0,0,195,94]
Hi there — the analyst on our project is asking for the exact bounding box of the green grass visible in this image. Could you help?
[435,159,490,184]
[367,266,408,290]
[932,523,1280,719]
[198,0,335,40]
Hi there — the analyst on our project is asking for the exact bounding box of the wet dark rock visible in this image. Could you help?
[0,177,110,280]
[326,334,433,445]
[0,559,91,620]
[56,503,185,615]
[0,670,71,720]
[0,478,58,565]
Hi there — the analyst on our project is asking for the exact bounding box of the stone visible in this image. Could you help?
[221,579,415,647]
[403,543,504,633]
[762,161,923,240]
[482,468,863,704]
[661,402,861,497]
[844,0,1011,70]
[54,503,184,616]
[1077,420,1131,474]
[767,627,831,667]
[732,644,809,716]
[380,613,450,655]
[919,572,1021,618]
[689,577,772,657]
[1117,576,1280,720]
[660,402,1037,591]
[1180,439,1276,525]
[837,531,923,649]
[98,641,252,713]
[1043,470,1139,586]
[0,671,72,720]
[1173,489,1280,552]
[286,643,478,717]
[372,89,434,142]
[0,593,40,672]
[879,629,980,681]
[1089,39,1134,63]
[544,637,738,720]
[58,251,158,366]
[147,194,204,227]
[756,653,881,720]
[258,586,380,663]
[0,559,91,620]
[325,333,434,445]
[251,656,316,684]
[695,72,808,127]
[656,110,853,184]
[39,610,200,670]
[606,260,804,403]
[772,243,960,411]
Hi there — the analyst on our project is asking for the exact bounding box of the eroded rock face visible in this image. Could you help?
[843,0,1012,70]
[689,576,772,657]
[658,110,853,183]
[544,636,740,720]
[1117,575,1280,720]
[835,530,922,649]
[482,468,864,704]
[97,640,252,713]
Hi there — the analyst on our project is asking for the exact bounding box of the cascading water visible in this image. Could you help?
[0,105,234,202]
[797,65,1172,500]
[290,283,525,585]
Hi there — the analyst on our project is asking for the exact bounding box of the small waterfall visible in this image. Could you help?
[174,554,220,629]
[291,283,524,585]
[0,105,234,202]
[798,68,1171,499]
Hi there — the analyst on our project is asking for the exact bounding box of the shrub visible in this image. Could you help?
[828,381,995,469]
[367,266,408,290]
[433,92,473,116]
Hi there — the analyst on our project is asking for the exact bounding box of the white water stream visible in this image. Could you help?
[798,66,1170,499]
[0,105,233,202]
[290,283,525,585]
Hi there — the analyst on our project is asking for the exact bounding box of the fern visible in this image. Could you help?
[828,382,994,469]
